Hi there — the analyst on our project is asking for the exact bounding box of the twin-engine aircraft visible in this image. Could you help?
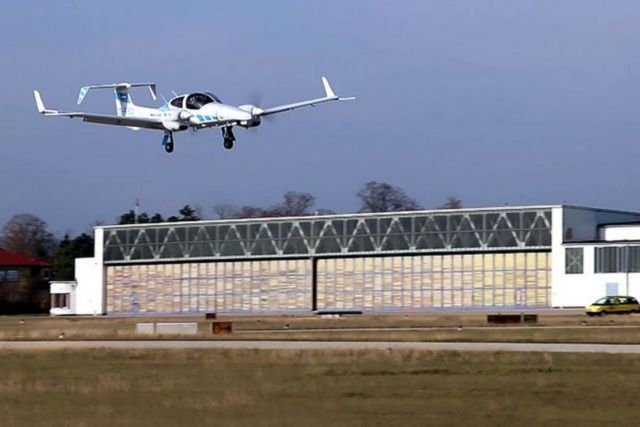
[33,77,354,153]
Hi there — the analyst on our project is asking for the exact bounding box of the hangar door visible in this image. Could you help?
[106,259,312,315]
[316,252,551,311]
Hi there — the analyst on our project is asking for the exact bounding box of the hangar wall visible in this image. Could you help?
[105,251,551,315]
[317,252,550,311]
[98,206,555,315]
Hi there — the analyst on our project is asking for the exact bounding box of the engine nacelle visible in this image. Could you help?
[162,120,185,131]
[238,104,263,128]
[178,110,192,121]
[239,117,261,128]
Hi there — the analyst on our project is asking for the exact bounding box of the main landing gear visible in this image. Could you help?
[222,126,235,150]
[162,132,174,153]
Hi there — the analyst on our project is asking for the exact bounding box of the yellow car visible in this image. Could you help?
[586,296,640,316]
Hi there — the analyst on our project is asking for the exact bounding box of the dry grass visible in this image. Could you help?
[0,348,638,426]
[4,313,640,343]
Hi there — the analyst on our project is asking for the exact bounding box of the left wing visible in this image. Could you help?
[33,90,164,130]
[258,77,355,117]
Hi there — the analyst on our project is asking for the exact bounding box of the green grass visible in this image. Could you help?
[1,349,638,426]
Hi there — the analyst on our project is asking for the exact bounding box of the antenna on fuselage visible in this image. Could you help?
[171,90,178,97]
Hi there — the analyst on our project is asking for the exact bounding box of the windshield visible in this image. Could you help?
[594,297,610,305]
[186,93,215,110]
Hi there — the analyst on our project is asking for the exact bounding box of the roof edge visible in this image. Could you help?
[96,204,560,230]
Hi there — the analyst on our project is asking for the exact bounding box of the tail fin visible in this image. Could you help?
[114,88,135,117]
[77,82,156,117]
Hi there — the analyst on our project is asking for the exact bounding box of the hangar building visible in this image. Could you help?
[50,204,640,315]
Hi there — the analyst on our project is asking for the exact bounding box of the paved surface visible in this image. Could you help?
[238,325,640,333]
[2,340,640,353]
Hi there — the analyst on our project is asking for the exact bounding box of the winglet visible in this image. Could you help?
[321,76,336,98]
[34,90,45,113]
[33,90,58,114]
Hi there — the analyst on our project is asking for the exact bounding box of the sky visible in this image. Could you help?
[3,0,640,236]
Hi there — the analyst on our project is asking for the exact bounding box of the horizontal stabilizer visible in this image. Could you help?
[77,82,157,104]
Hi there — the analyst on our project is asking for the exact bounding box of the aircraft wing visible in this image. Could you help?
[74,113,164,129]
[33,90,164,130]
[258,77,355,117]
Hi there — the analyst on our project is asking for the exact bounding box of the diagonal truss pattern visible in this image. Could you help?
[103,208,552,264]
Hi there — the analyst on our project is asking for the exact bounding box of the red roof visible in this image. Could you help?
[0,248,50,267]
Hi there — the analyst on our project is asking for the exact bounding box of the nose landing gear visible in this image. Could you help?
[162,132,174,153]
[222,126,235,150]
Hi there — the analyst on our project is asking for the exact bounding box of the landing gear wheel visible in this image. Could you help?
[222,127,236,150]
[165,142,174,153]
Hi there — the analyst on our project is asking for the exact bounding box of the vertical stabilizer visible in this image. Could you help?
[114,88,135,117]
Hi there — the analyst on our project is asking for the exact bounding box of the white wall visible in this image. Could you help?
[551,207,565,306]
[552,207,640,307]
[553,244,640,307]
[600,225,640,241]
[73,257,103,315]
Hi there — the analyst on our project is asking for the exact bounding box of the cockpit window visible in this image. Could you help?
[186,93,215,110]
[170,96,185,108]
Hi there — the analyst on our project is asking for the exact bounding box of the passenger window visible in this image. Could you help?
[170,97,184,108]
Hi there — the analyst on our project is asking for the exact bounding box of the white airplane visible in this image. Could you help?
[33,77,354,153]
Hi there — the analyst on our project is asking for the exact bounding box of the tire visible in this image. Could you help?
[223,139,234,150]
[165,143,174,153]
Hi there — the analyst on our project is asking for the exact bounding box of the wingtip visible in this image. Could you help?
[321,76,336,98]
[33,90,45,113]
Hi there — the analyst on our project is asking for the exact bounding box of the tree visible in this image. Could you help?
[118,210,165,224]
[438,196,463,210]
[52,233,94,280]
[117,210,137,225]
[213,203,237,219]
[0,213,56,258]
[150,213,164,223]
[232,206,268,219]
[270,192,316,216]
[356,181,421,213]
[178,205,200,221]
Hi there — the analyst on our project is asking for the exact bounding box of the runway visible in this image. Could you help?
[2,340,640,353]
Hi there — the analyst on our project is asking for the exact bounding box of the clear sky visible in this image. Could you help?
[2,0,640,236]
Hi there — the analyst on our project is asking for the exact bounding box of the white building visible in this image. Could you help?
[50,204,640,315]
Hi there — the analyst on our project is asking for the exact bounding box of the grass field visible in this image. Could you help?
[1,348,639,426]
[4,312,640,343]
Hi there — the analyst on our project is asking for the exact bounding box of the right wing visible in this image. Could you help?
[33,90,164,130]
[257,77,355,117]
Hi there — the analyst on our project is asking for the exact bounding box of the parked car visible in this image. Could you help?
[585,296,640,316]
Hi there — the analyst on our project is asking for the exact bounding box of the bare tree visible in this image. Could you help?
[233,206,268,219]
[231,192,319,219]
[270,192,316,217]
[213,203,237,219]
[0,213,56,258]
[438,196,463,209]
[356,181,422,213]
